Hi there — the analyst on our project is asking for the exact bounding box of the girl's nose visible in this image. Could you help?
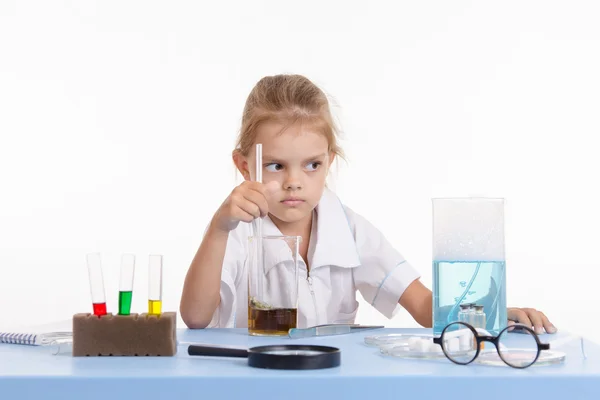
[284,173,302,190]
[284,181,302,190]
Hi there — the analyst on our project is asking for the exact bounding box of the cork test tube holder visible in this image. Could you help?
[72,312,177,357]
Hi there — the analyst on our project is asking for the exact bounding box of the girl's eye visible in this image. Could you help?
[265,163,283,172]
[305,162,321,171]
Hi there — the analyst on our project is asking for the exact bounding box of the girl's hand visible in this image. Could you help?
[212,181,279,233]
[508,307,557,334]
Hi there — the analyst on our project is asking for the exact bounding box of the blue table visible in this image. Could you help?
[0,328,598,400]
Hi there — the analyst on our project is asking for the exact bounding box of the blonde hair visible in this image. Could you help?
[234,74,344,160]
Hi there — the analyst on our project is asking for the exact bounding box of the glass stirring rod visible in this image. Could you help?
[253,143,264,301]
[148,254,163,315]
[118,253,136,315]
[86,253,107,316]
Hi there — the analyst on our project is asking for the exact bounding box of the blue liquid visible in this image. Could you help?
[433,260,507,335]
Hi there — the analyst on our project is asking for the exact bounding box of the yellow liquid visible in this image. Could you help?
[148,300,162,315]
[472,338,485,350]
[248,306,297,336]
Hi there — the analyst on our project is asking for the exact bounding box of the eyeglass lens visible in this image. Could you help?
[497,326,540,368]
[441,323,478,364]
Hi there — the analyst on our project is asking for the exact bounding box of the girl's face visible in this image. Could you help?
[240,121,333,226]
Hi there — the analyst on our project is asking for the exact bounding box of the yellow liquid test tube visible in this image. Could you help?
[148,300,162,314]
[148,254,163,315]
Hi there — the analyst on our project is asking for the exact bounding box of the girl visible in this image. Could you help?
[180,74,557,335]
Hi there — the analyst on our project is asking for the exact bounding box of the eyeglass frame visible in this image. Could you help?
[432,321,550,369]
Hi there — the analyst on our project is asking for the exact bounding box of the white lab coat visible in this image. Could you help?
[208,188,421,328]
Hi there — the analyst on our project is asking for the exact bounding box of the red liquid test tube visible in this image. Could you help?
[86,253,107,316]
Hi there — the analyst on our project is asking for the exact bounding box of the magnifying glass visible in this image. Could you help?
[187,344,341,370]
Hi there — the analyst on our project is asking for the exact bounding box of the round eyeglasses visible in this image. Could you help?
[432,321,551,369]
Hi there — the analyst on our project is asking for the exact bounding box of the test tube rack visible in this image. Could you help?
[72,312,177,357]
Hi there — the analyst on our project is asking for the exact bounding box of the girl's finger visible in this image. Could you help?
[507,319,516,332]
[524,308,545,335]
[264,180,280,195]
[243,181,278,197]
[232,208,257,223]
[243,190,269,217]
[238,198,261,218]
[539,312,557,334]
[508,309,532,330]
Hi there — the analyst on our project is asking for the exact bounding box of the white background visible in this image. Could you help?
[1,1,599,341]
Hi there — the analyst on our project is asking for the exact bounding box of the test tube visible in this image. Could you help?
[474,305,486,349]
[118,253,136,315]
[86,253,107,316]
[458,304,470,322]
[464,303,475,325]
[148,254,163,315]
[473,305,486,329]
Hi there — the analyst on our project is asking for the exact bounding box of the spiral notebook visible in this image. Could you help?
[0,331,72,346]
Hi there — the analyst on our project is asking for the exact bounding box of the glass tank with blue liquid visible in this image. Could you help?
[432,198,507,336]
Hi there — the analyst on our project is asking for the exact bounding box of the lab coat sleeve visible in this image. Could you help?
[346,207,422,319]
[206,225,246,328]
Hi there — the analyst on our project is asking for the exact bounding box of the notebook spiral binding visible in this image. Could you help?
[0,332,72,346]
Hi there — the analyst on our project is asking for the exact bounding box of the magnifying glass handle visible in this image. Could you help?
[188,344,249,358]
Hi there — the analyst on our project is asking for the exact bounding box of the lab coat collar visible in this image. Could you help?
[259,188,361,272]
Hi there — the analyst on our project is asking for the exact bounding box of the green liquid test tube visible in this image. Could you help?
[119,291,133,315]
[118,254,136,315]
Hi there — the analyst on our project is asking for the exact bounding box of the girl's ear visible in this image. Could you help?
[328,151,336,167]
[232,149,251,181]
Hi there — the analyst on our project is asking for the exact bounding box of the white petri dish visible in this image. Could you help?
[475,349,566,367]
[379,342,447,359]
[364,333,433,348]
